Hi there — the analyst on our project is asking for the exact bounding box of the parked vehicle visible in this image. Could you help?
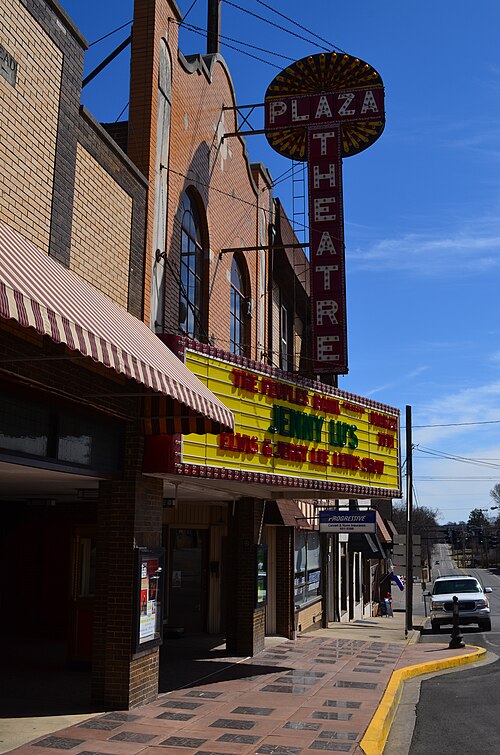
[429,575,492,632]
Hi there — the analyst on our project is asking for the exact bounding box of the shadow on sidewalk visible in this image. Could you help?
[0,638,96,719]
[0,634,292,719]
[158,633,292,693]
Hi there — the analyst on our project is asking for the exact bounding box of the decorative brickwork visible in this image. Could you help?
[127,1,270,352]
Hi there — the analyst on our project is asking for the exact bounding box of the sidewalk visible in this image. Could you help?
[1,605,486,755]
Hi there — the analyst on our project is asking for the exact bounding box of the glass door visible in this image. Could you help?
[168,529,207,632]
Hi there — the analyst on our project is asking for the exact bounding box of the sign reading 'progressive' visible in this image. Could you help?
[319,510,377,533]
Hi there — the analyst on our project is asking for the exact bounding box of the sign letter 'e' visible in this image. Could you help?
[314,197,336,222]
[317,335,340,361]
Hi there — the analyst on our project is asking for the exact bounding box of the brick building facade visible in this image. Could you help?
[0,0,235,711]
[0,0,399,715]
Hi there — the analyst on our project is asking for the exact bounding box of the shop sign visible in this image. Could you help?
[0,43,17,86]
[173,347,401,498]
[319,509,376,533]
[264,52,385,375]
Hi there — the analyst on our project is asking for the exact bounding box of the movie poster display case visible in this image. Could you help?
[132,547,165,654]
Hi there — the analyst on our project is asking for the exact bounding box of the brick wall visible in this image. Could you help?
[92,425,164,709]
[1,0,146,316]
[296,598,323,633]
[77,108,148,319]
[128,0,270,354]
[276,527,293,638]
[71,144,132,307]
[0,0,62,250]
[226,497,266,655]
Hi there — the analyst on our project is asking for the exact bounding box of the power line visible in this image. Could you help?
[178,21,282,68]
[223,0,341,53]
[253,0,347,54]
[412,419,500,428]
[180,0,200,25]
[415,446,500,470]
[88,20,132,47]
[415,477,500,481]
[178,20,296,63]
[170,168,268,209]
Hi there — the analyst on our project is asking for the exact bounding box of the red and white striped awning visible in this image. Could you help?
[0,222,234,435]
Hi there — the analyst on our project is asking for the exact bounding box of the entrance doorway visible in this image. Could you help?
[167,528,208,632]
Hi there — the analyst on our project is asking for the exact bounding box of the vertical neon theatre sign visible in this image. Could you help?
[264,53,385,374]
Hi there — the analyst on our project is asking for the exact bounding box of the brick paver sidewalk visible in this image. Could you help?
[6,633,481,755]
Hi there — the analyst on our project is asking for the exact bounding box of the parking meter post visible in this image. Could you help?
[449,595,465,649]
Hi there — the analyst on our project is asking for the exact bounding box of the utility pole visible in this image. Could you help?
[405,405,413,636]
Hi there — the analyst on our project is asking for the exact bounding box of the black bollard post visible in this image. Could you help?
[449,595,465,649]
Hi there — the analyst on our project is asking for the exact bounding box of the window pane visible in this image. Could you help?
[294,531,322,608]
[0,396,49,456]
[230,256,247,355]
[307,531,321,570]
[294,531,306,572]
[179,192,204,338]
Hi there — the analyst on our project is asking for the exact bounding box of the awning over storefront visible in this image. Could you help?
[375,511,393,544]
[386,520,399,539]
[0,222,234,435]
[348,533,387,560]
[273,499,313,529]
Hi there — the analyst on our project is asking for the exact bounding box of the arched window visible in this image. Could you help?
[179,192,205,340]
[230,256,249,356]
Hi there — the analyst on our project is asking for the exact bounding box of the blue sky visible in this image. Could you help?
[60,0,500,525]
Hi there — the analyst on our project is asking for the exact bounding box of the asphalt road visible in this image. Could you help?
[386,543,500,754]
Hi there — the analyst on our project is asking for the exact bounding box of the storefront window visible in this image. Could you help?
[294,530,321,608]
[0,393,122,473]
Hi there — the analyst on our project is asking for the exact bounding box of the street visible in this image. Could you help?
[388,543,500,754]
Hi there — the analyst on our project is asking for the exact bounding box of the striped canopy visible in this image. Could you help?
[0,222,233,436]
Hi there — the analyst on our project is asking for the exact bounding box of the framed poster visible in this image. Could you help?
[132,547,165,654]
[256,543,268,607]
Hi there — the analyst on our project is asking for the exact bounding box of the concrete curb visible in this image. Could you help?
[359,644,487,755]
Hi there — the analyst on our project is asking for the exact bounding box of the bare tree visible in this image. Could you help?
[392,503,440,538]
[490,483,500,507]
